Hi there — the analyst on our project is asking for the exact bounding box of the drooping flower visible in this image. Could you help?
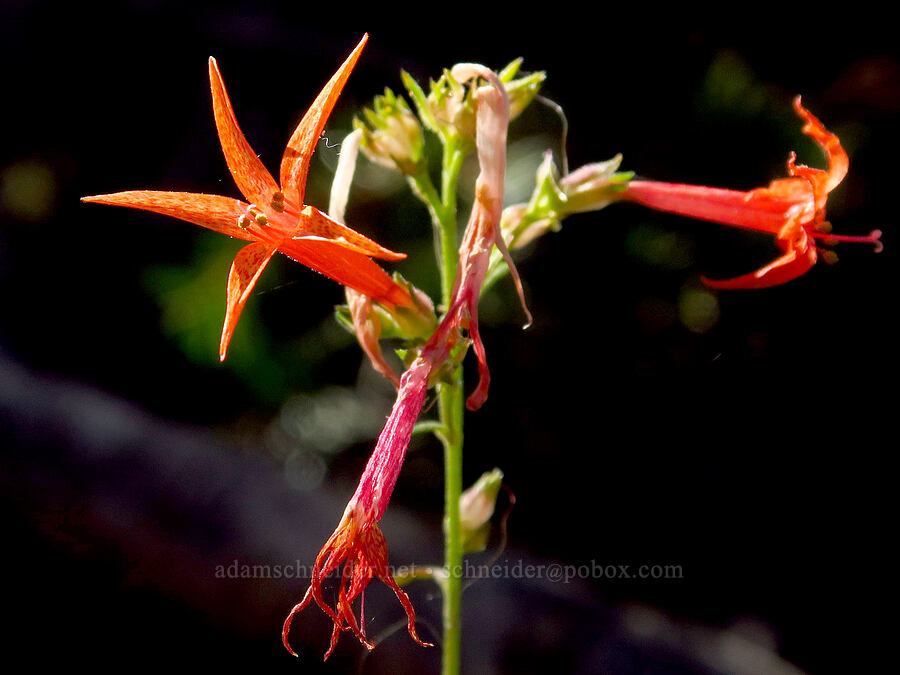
[619,97,882,289]
[282,357,434,658]
[440,63,531,411]
[83,34,413,358]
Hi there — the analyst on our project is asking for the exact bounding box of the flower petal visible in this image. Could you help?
[464,303,490,411]
[81,191,253,240]
[346,288,401,388]
[220,241,278,361]
[296,205,406,261]
[793,96,849,196]
[278,237,412,309]
[208,57,282,208]
[702,232,817,289]
[279,34,368,208]
[622,181,811,235]
[349,357,430,520]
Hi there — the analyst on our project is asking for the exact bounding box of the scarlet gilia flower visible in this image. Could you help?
[620,97,882,289]
[282,357,434,659]
[83,34,413,358]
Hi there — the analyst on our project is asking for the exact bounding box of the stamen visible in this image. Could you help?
[818,249,839,265]
[271,190,285,212]
[810,228,882,252]
[254,212,268,225]
[237,214,252,230]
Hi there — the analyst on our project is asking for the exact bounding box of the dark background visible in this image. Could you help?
[1,3,895,673]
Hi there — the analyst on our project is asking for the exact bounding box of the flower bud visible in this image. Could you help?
[458,468,504,554]
[354,88,425,175]
[497,58,545,122]
[402,60,542,152]
[402,68,477,149]
[559,154,633,215]
[501,152,565,250]
[336,275,436,344]
[386,273,437,339]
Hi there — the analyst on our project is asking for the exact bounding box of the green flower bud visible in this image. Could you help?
[498,58,545,121]
[354,88,425,175]
[403,68,477,150]
[501,152,565,251]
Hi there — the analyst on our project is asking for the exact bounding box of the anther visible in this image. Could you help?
[271,190,285,212]
[237,214,252,230]
[254,212,268,225]
[819,249,839,265]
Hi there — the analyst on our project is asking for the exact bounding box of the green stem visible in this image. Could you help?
[432,138,466,675]
[438,145,465,307]
[438,372,464,675]
[409,134,468,674]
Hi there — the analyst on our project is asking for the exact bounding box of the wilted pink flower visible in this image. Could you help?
[441,63,531,410]
[282,358,434,658]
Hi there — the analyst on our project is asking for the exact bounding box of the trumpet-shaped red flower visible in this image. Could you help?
[282,357,434,659]
[620,97,882,289]
[83,34,412,358]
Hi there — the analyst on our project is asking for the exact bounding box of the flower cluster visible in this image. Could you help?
[84,33,883,664]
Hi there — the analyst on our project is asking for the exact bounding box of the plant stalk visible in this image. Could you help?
[413,136,467,675]
[438,374,464,675]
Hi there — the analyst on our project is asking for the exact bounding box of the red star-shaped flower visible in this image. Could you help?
[83,34,412,358]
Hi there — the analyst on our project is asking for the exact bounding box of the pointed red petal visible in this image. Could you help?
[279,34,368,208]
[282,586,314,657]
[208,57,282,208]
[220,241,278,360]
[82,191,253,240]
[702,234,817,289]
[277,237,412,308]
[379,570,434,649]
[793,96,848,195]
[464,303,490,411]
[296,205,406,261]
